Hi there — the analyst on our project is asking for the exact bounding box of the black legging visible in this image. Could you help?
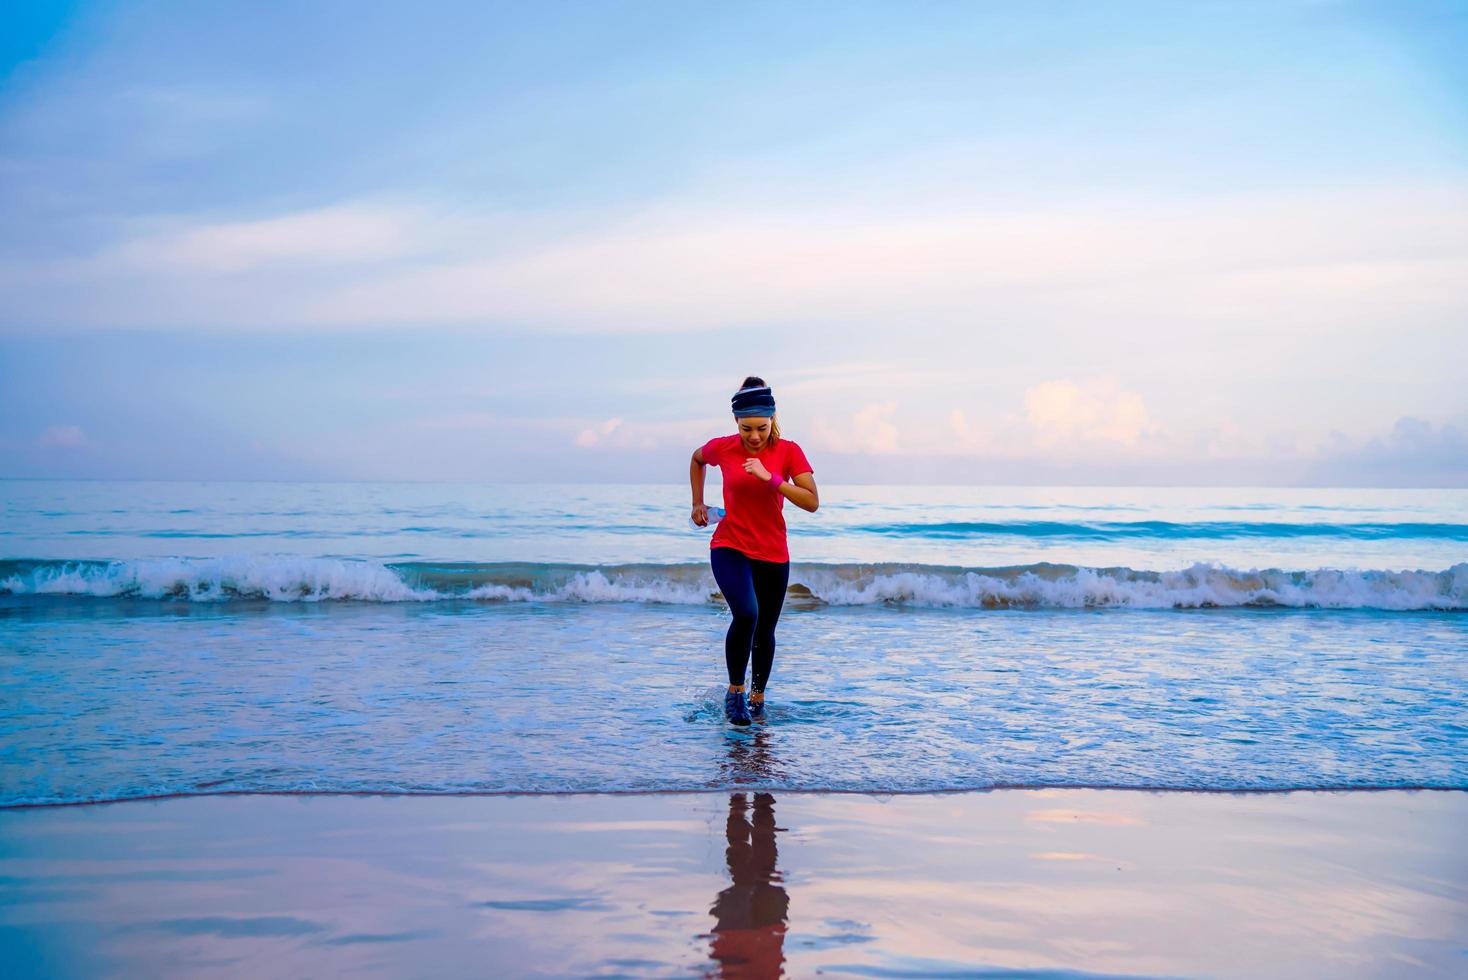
[710,546,790,690]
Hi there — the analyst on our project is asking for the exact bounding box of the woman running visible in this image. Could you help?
[690,377,819,726]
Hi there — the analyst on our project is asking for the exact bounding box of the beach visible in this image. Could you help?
[3,788,1465,977]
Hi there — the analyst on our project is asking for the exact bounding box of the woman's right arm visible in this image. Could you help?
[690,449,710,524]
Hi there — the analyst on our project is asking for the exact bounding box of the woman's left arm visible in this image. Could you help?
[742,458,819,512]
[781,473,819,513]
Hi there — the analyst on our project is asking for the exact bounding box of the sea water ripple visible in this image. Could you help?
[2,481,1464,806]
[2,601,1464,806]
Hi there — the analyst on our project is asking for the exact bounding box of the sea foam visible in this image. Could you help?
[2,558,1464,610]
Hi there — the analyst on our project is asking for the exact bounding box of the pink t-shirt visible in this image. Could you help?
[700,434,814,563]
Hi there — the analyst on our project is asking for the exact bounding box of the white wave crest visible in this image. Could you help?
[467,570,710,605]
[799,562,1468,610]
[0,556,437,602]
[3,558,1463,610]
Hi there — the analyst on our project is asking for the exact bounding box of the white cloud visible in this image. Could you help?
[811,400,901,454]
[6,180,1463,338]
[574,415,731,451]
[37,424,88,448]
[110,203,427,273]
[779,361,960,397]
[405,412,723,453]
[293,182,1468,332]
[944,407,1005,455]
[574,417,624,448]
[874,381,1163,459]
[1023,378,1160,450]
[1198,416,1273,460]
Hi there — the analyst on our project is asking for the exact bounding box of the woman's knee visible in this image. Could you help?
[752,596,784,634]
[728,597,759,626]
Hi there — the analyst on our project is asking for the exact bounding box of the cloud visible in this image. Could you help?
[108,203,427,274]
[850,379,1162,459]
[945,407,1001,455]
[37,424,87,448]
[1305,416,1468,487]
[293,183,1468,332]
[3,182,1464,335]
[811,400,900,454]
[949,408,971,440]
[574,417,624,448]
[572,415,725,452]
[1023,378,1160,450]
[779,361,960,397]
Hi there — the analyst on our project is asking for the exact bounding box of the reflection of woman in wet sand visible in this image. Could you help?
[708,792,789,977]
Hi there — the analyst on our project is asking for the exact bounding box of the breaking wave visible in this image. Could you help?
[2,557,1465,610]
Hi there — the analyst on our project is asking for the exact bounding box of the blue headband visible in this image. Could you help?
[731,385,776,417]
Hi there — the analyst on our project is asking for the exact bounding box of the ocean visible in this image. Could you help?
[2,480,1464,807]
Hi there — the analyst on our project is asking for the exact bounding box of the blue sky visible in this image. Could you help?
[1,1,1465,484]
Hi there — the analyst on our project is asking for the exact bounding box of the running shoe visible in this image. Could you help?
[747,692,766,720]
[724,690,752,726]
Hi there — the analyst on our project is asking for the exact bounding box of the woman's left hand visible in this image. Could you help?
[743,458,771,481]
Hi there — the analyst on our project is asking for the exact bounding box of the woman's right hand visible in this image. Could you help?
[691,503,709,527]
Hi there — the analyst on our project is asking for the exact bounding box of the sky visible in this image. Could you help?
[1,0,1465,486]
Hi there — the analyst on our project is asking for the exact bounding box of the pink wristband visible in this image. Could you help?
[767,472,784,489]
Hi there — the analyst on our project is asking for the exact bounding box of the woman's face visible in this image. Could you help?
[736,416,772,450]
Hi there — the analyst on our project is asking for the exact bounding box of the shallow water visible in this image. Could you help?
[1,481,1464,806]
[3,598,1463,805]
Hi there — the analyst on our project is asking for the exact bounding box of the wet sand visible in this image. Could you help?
[2,789,1465,978]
